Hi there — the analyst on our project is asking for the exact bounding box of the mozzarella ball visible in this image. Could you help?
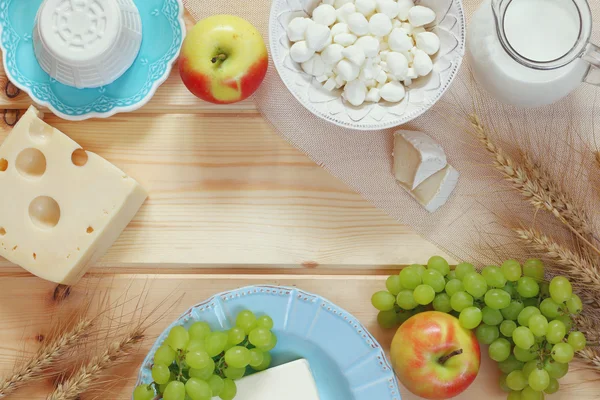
[355,0,376,16]
[386,52,409,80]
[407,67,418,79]
[344,79,367,106]
[412,48,433,76]
[334,0,354,8]
[396,0,414,21]
[415,31,440,55]
[365,87,381,102]
[323,77,337,91]
[342,45,366,66]
[369,13,392,36]
[347,13,369,36]
[335,74,346,87]
[355,35,380,57]
[412,26,426,35]
[359,64,375,81]
[380,81,406,102]
[287,17,313,42]
[290,41,315,63]
[375,0,399,19]
[336,3,356,23]
[316,74,329,82]
[313,4,337,26]
[376,69,388,83]
[400,22,413,34]
[408,6,436,27]
[334,32,358,46]
[336,59,360,81]
[330,22,349,36]
[321,43,345,64]
[306,24,332,51]
[388,28,413,52]
[302,54,326,76]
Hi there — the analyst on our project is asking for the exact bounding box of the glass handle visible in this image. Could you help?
[583,43,600,86]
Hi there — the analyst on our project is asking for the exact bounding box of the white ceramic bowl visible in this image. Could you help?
[269,0,466,130]
[33,0,142,89]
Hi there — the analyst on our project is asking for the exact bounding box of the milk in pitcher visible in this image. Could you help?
[467,0,591,107]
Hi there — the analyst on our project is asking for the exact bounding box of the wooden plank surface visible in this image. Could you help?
[0,112,447,269]
[0,273,597,400]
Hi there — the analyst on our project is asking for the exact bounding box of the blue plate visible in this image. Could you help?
[136,285,401,400]
[0,0,185,121]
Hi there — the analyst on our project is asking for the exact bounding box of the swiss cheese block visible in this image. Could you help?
[0,106,147,284]
[211,359,320,400]
[410,164,459,212]
[393,130,447,189]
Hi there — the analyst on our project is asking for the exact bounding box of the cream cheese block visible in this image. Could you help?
[0,106,147,284]
[393,130,447,189]
[212,359,321,400]
[409,164,459,212]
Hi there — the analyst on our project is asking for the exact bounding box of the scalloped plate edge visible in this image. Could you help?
[135,284,400,399]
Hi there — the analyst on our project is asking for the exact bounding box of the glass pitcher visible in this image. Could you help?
[467,0,600,107]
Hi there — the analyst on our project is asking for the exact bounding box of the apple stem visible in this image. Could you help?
[439,349,463,364]
[211,54,228,63]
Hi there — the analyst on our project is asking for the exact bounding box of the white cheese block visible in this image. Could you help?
[212,359,321,400]
[408,164,459,212]
[393,130,447,189]
[0,106,147,284]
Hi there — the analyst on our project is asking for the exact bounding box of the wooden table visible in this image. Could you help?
[0,13,597,400]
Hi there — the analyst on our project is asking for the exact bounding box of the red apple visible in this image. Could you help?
[179,15,268,104]
[390,311,481,399]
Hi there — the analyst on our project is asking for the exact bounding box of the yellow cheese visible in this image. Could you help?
[0,106,147,284]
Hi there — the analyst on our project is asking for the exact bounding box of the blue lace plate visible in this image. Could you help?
[136,285,401,400]
[0,0,185,120]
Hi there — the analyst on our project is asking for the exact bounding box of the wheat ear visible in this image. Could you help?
[575,314,600,346]
[0,318,92,398]
[469,114,600,256]
[514,228,600,288]
[577,347,600,373]
[522,153,593,239]
[48,327,145,400]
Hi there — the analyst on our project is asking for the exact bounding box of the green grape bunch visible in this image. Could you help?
[371,257,587,400]
[133,310,277,400]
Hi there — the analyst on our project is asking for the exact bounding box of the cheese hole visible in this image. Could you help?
[86,226,94,234]
[33,253,37,260]
[16,148,46,178]
[71,149,88,167]
[0,228,5,236]
[29,196,61,229]
[29,119,53,143]
[0,158,7,172]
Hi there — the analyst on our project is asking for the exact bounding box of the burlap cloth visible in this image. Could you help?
[183,0,600,266]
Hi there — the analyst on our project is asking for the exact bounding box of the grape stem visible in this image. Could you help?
[439,349,463,364]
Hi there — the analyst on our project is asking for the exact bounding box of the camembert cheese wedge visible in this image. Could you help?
[393,130,459,212]
[212,359,320,400]
[410,165,460,212]
[0,106,147,284]
[393,130,447,190]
